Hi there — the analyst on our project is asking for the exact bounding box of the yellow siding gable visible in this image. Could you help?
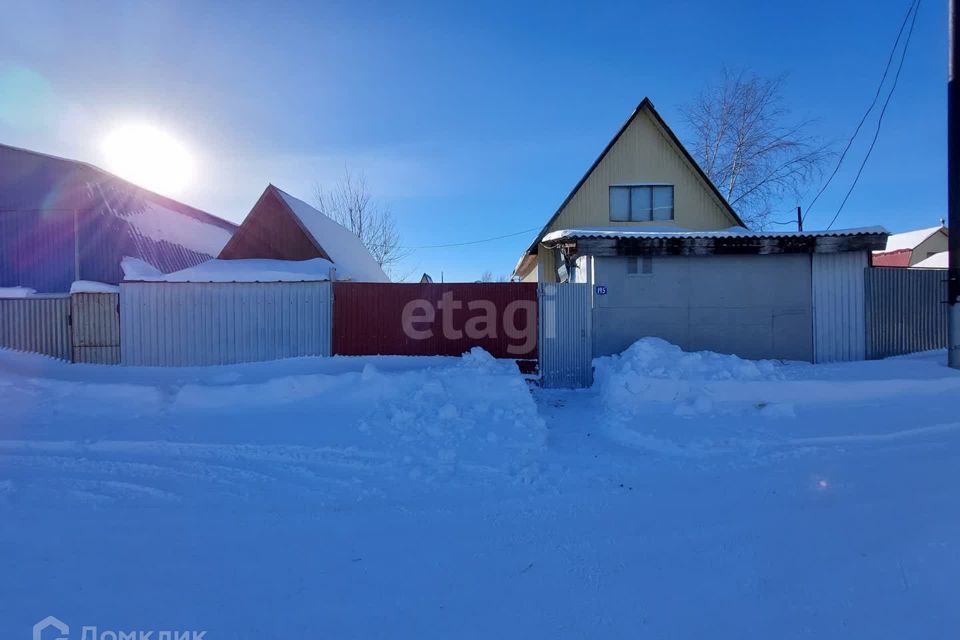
[519,100,742,282]
[546,107,737,234]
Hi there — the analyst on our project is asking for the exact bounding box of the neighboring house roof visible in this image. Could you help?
[871,249,913,267]
[123,257,339,282]
[911,251,948,269]
[878,225,947,252]
[0,142,236,291]
[542,225,887,242]
[518,98,745,264]
[219,184,389,282]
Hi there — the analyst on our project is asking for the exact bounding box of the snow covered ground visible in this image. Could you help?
[1,340,958,639]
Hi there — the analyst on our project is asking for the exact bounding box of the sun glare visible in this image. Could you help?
[101,123,195,195]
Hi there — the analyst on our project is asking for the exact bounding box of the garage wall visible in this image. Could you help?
[592,254,813,361]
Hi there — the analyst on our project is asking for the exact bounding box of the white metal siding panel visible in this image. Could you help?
[539,283,593,388]
[121,282,332,366]
[0,296,71,360]
[812,252,867,362]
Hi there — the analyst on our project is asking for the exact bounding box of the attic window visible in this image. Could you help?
[610,185,674,222]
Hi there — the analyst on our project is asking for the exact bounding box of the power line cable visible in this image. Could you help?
[366,226,541,250]
[803,0,919,224]
[827,0,921,229]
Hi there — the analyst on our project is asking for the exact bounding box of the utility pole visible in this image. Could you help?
[796,206,803,232]
[950,0,960,368]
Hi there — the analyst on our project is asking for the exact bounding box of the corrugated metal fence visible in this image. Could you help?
[332,282,538,370]
[4,281,600,385]
[539,283,593,388]
[0,295,71,360]
[120,282,332,366]
[865,268,948,359]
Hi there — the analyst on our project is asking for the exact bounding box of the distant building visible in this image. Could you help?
[419,273,434,283]
[0,143,236,292]
[872,225,948,267]
[219,184,389,282]
[911,251,947,269]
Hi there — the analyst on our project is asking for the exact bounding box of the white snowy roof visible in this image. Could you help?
[882,226,946,252]
[122,257,338,283]
[117,194,234,257]
[0,286,38,298]
[274,187,389,283]
[542,225,888,242]
[70,281,120,294]
[911,251,948,269]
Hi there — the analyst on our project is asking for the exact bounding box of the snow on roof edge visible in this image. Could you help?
[542,225,888,243]
[883,225,947,252]
[122,257,340,283]
[271,186,390,283]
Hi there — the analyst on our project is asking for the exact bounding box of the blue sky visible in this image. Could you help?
[0,0,947,281]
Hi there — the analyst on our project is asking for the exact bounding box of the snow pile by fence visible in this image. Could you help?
[594,338,960,423]
[343,348,545,479]
[594,338,786,417]
[0,347,545,483]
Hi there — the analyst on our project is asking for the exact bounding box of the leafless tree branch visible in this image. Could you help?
[682,69,832,228]
[314,168,410,277]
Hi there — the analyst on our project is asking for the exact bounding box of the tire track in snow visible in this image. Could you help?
[780,422,960,447]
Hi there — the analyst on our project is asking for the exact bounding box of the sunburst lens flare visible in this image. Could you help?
[101,123,195,196]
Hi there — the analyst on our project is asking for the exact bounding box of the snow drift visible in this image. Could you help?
[594,337,785,417]
[0,347,545,484]
[594,338,960,420]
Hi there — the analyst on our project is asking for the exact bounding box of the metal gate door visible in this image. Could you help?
[332,282,538,371]
[71,292,120,364]
[538,283,593,388]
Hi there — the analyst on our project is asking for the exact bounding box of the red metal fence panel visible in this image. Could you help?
[333,282,537,365]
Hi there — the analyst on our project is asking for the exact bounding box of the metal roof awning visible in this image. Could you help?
[541,226,889,257]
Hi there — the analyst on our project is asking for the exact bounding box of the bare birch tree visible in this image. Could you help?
[682,70,831,228]
[479,270,508,282]
[314,169,408,273]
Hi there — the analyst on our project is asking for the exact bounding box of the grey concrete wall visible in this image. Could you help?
[592,254,813,361]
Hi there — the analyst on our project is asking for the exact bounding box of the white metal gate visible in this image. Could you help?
[538,283,593,388]
[812,252,867,362]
